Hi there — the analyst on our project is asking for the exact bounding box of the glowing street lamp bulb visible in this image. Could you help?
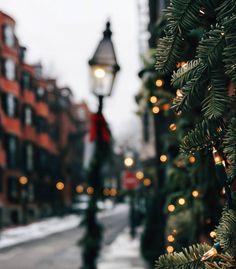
[167,235,175,242]
[56,181,64,191]
[87,186,94,195]
[178,198,186,205]
[160,155,168,163]
[124,157,134,167]
[192,190,199,198]
[210,231,216,238]
[136,171,144,180]
[150,96,158,103]
[166,246,174,253]
[156,79,164,87]
[76,185,84,193]
[168,204,175,212]
[169,123,177,131]
[94,68,105,78]
[19,176,28,185]
[143,178,151,186]
[152,106,160,114]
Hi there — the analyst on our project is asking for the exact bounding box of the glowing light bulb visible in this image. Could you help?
[169,123,177,131]
[143,178,151,186]
[56,181,64,191]
[178,198,186,205]
[155,79,164,87]
[166,246,174,253]
[210,231,216,238]
[192,190,199,198]
[19,176,28,185]
[160,155,168,163]
[124,157,134,167]
[162,103,170,111]
[94,68,105,78]
[168,204,175,212]
[87,186,94,195]
[152,106,160,114]
[212,147,225,166]
[136,171,144,180]
[167,235,175,242]
[103,188,110,196]
[188,156,196,163]
[150,96,158,103]
[201,247,218,261]
[76,185,84,193]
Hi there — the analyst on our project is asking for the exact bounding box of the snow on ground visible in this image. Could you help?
[98,228,146,269]
[0,203,128,250]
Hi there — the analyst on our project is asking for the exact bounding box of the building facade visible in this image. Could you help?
[0,11,90,226]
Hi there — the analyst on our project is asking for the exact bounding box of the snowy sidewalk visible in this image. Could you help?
[98,227,146,269]
[0,203,128,250]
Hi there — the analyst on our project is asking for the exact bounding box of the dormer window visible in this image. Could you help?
[3,25,15,48]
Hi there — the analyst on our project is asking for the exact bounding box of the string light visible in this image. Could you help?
[110,188,117,196]
[87,186,94,195]
[169,123,177,131]
[201,243,220,261]
[166,246,174,253]
[103,188,110,196]
[76,185,84,193]
[192,190,199,198]
[168,204,175,212]
[188,155,196,163]
[19,176,28,185]
[136,171,144,180]
[210,231,216,238]
[167,235,175,242]
[160,155,168,163]
[155,79,164,87]
[212,147,225,166]
[152,106,160,114]
[178,198,186,205]
[176,89,183,97]
[56,181,64,191]
[124,157,134,167]
[143,178,151,186]
[150,96,158,103]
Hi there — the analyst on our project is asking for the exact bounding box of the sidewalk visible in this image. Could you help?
[0,203,127,250]
[98,227,147,269]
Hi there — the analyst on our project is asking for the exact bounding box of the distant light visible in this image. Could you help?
[176,89,183,97]
[110,188,117,196]
[188,156,196,163]
[168,204,175,212]
[178,198,186,205]
[210,231,216,238]
[167,235,175,243]
[56,181,64,191]
[136,171,144,180]
[150,96,158,104]
[192,190,199,198]
[143,178,151,186]
[124,157,134,167]
[103,188,110,196]
[199,9,205,15]
[166,246,174,253]
[162,103,170,111]
[160,155,168,163]
[94,68,105,78]
[76,185,84,193]
[87,186,94,195]
[155,79,164,87]
[169,123,177,131]
[152,106,160,114]
[19,176,28,185]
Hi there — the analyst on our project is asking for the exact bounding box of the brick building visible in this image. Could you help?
[0,11,90,226]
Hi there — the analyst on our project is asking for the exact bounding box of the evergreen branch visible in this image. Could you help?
[155,243,210,269]
[215,208,236,257]
[172,65,208,113]
[202,67,230,119]
[165,0,202,33]
[223,32,236,86]
[216,0,236,21]
[197,28,225,67]
[156,34,184,74]
[171,59,202,88]
[180,119,225,153]
[223,118,236,177]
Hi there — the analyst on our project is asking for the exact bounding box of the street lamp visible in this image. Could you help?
[80,21,120,269]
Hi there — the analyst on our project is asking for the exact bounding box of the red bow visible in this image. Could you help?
[89,113,110,143]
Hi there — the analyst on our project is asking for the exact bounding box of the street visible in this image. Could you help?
[0,206,129,269]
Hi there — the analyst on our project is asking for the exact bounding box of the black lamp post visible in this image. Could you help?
[80,21,120,269]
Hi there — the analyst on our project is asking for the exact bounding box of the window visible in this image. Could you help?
[7,177,19,203]
[36,117,48,133]
[3,25,15,48]
[24,107,33,126]
[7,136,18,168]
[4,59,16,81]
[36,87,46,102]
[26,144,34,171]
[21,72,32,90]
[2,93,18,118]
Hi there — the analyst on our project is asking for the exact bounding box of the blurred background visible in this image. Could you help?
[0,1,227,269]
